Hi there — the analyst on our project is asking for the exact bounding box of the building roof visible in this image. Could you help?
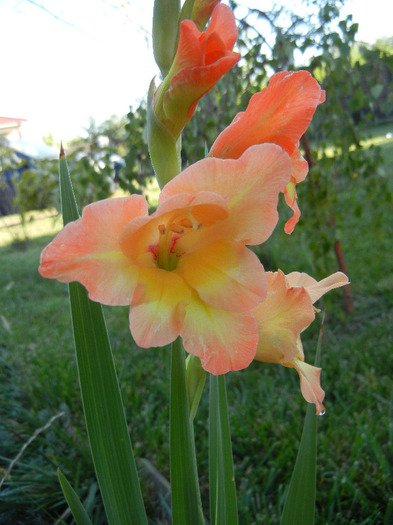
[0,117,26,136]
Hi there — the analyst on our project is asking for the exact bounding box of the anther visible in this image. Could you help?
[169,223,185,234]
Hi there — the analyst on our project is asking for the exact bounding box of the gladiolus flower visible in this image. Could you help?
[39,144,292,375]
[253,269,349,414]
[210,71,326,234]
[154,3,240,139]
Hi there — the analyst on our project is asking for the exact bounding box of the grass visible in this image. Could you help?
[0,123,392,524]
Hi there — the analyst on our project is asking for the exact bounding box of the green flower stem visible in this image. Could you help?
[170,338,205,524]
[147,80,182,188]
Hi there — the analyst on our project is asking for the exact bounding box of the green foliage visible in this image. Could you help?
[123,104,153,194]
[0,139,27,217]
[297,12,392,276]
[15,159,59,216]
[66,116,127,208]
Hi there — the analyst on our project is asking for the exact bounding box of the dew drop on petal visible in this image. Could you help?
[317,408,326,416]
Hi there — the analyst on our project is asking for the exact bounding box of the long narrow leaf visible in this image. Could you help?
[280,314,325,525]
[170,338,204,525]
[57,468,93,525]
[209,374,238,525]
[59,148,147,525]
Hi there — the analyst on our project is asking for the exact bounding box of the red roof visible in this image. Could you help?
[0,117,26,128]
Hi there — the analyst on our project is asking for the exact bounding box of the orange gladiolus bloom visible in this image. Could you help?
[39,144,292,375]
[253,270,349,414]
[210,71,326,234]
[154,3,240,138]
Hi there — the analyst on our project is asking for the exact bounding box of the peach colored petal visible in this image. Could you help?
[160,144,292,245]
[130,268,191,348]
[286,271,349,304]
[39,196,148,305]
[181,293,258,374]
[155,190,228,218]
[178,240,266,311]
[283,181,301,234]
[253,270,315,364]
[292,358,325,415]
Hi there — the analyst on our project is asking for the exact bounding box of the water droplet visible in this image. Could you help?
[317,408,326,416]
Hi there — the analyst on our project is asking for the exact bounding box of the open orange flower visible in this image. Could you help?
[253,269,349,414]
[210,71,326,234]
[154,3,240,139]
[39,144,292,375]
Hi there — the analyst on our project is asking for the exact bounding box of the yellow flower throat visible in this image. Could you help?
[156,212,202,271]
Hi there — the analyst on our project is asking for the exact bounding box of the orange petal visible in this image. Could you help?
[253,270,315,364]
[171,20,203,72]
[130,268,191,348]
[210,70,325,183]
[292,358,325,415]
[163,54,240,129]
[178,240,266,311]
[181,293,258,374]
[39,196,148,305]
[160,143,292,245]
[201,4,238,50]
[286,271,349,304]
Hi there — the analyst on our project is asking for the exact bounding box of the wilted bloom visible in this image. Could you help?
[210,71,326,234]
[253,269,349,414]
[153,3,240,139]
[39,144,292,375]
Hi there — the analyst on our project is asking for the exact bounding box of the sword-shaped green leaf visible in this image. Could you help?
[57,468,93,525]
[209,374,238,525]
[59,148,147,525]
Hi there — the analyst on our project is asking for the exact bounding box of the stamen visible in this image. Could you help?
[169,223,185,234]
[177,217,193,228]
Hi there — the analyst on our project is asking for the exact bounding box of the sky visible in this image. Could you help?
[0,0,391,144]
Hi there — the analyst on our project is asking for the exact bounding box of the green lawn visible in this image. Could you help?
[0,124,392,524]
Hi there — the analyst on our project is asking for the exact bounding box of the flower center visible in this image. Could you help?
[155,212,202,271]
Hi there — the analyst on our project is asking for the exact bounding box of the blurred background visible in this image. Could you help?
[1,1,392,524]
